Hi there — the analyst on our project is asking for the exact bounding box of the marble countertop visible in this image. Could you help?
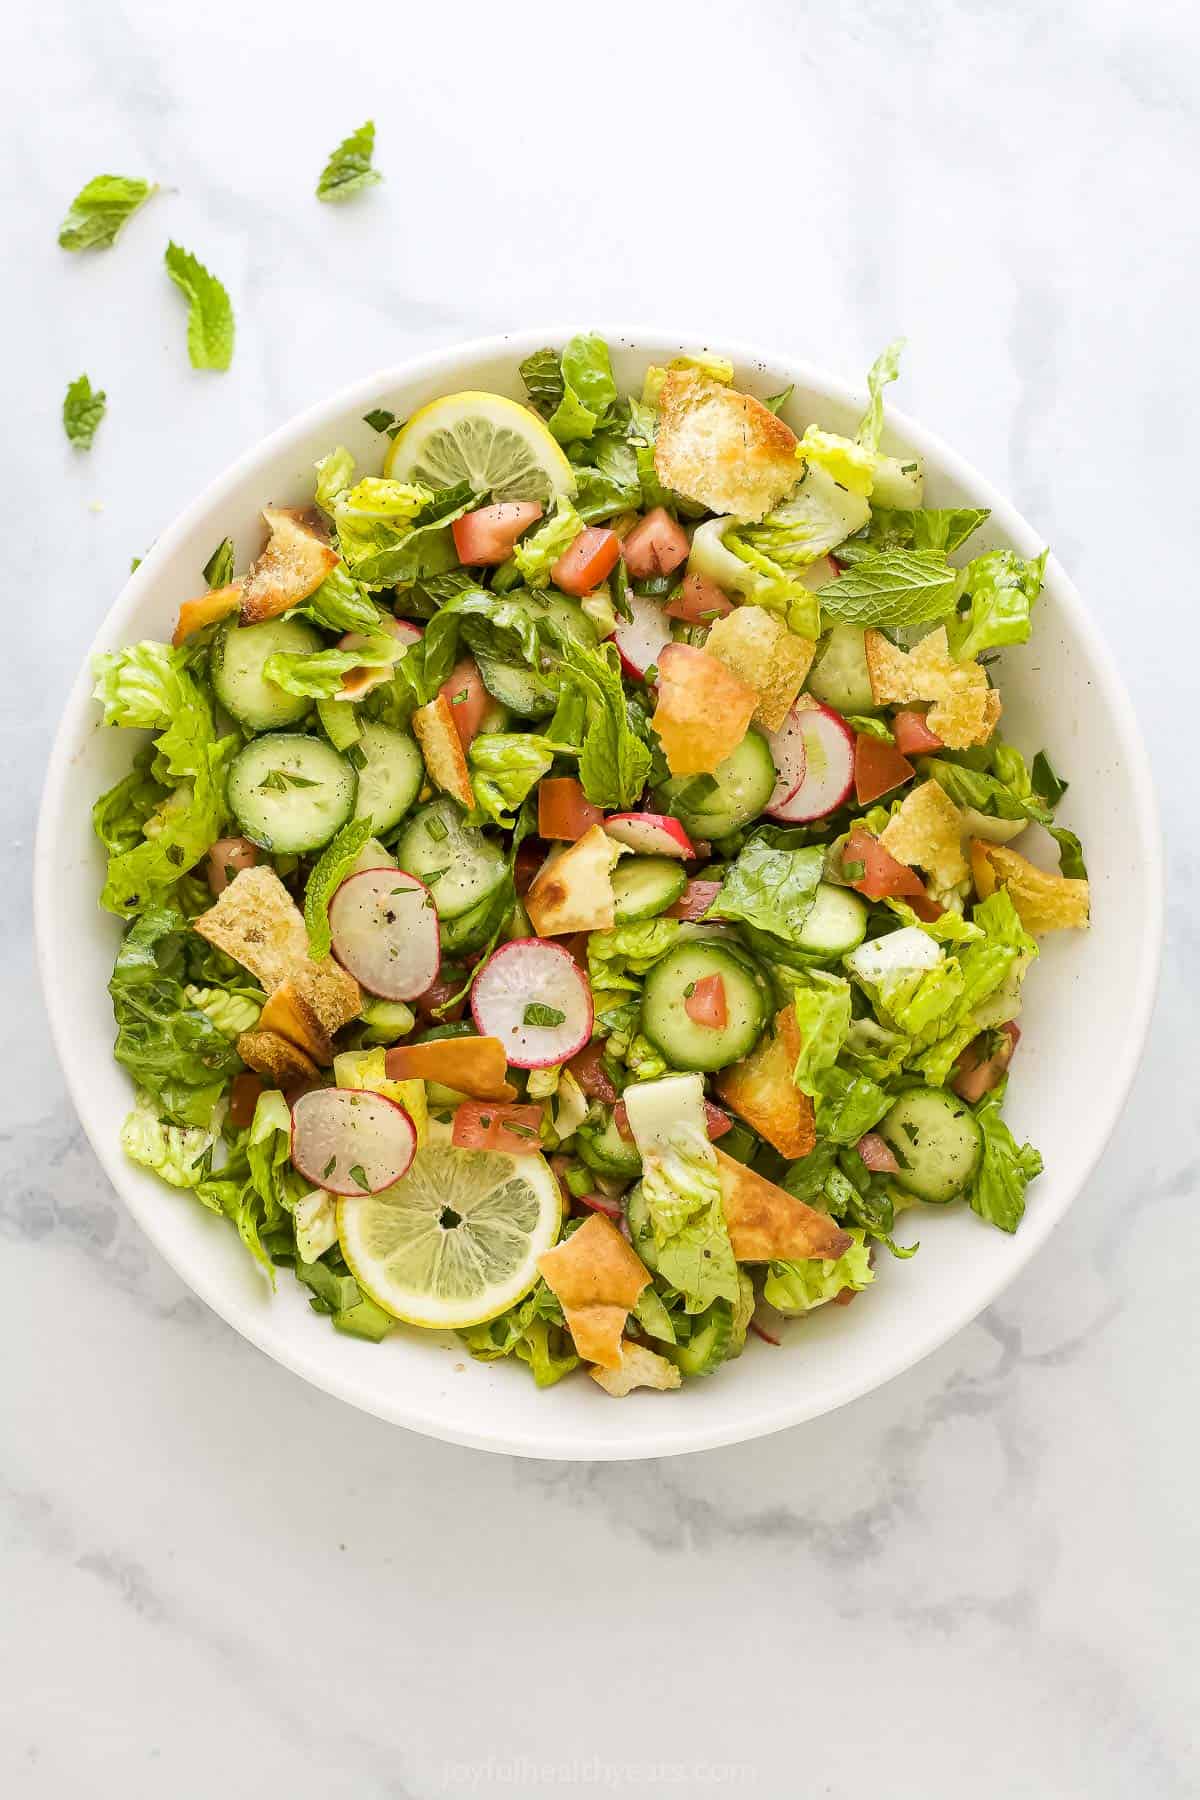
[5,1,1197,1793]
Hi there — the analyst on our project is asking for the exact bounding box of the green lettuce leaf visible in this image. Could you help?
[459,1280,579,1386]
[63,374,106,449]
[587,918,681,994]
[546,333,618,445]
[967,1078,1043,1232]
[120,1094,217,1189]
[93,749,166,855]
[856,340,905,455]
[518,348,565,419]
[554,637,652,810]
[58,174,157,250]
[512,495,584,586]
[303,816,375,958]
[294,564,386,636]
[816,551,958,628]
[181,984,262,1037]
[641,1123,739,1312]
[316,120,382,202]
[836,506,990,565]
[202,537,235,589]
[764,1229,874,1313]
[813,1064,893,1143]
[164,242,234,372]
[263,634,403,698]
[705,837,824,943]
[108,908,241,1125]
[947,548,1047,662]
[468,733,559,827]
[785,971,853,1096]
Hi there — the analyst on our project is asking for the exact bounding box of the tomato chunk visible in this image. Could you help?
[452,501,542,566]
[666,878,722,920]
[620,507,690,579]
[704,1100,733,1140]
[206,836,259,896]
[841,827,926,900]
[413,973,467,1023]
[893,709,944,756]
[853,734,916,806]
[952,1022,1021,1103]
[665,572,735,623]
[451,1101,545,1154]
[857,1131,900,1174]
[228,1071,263,1129]
[551,527,621,597]
[567,1040,619,1104]
[684,972,728,1029]
[438,656,489,750]
[538,776,603,841]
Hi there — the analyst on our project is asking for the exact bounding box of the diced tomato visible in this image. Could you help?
[438,656,489,750]
[704,1101,733,1141]
[451,1100,545,1154]
[952,1022,1021,1103]
[414,973,467,1023]
[551,527,621,597]
[228,1071,263,1129]
[538,776,603,841]
[666,878,722,920]
[907,893,945,923]
[893,709,944,756]
[853,734,916,806]
[841,827,926,901]
[620,507,690,579]
[857,1131,900,1175]
[665,572,734,623]
[567,1040,619,1105]
[513,838,546,896]
[451,501,543,566]
[282,1079,323,1109]
[832,1287,859,1307]
[559,932,590,970]
[685,972,728,1029]
[613,1100,634,1141]
[206,836,259,896]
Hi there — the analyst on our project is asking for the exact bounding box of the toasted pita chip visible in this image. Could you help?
[384,1036,517,1102]
[412,694,475,809]
[652,644,758,776]
[590,1340,682,1397]
[258,979,333,1064]
[864,626,996,750]
[879,779,969,888]
[236,1029,320,1086]
[172,582,242,646]
[703,606,816,732]
[240,507,339,625]
[526,826,623,936]
[537,1213,651,1369]
[715,1007,816,1159]
[715,1148,851,1262]
[970,840,1089,932]
[194,866,310,992]
[654,370,800,522]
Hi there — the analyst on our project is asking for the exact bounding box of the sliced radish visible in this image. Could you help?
[290,1087,416,1194]
[603,812,694,859]
[767,703,855,821]
[470,938,593,1069]
[329,868,440,1000]
[613,592,674,681]
[764,709,808,811]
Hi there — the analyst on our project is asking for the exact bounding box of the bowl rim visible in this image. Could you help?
[35,325,1164,1460]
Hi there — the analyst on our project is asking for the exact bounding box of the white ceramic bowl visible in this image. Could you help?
[36,329,1162,1460]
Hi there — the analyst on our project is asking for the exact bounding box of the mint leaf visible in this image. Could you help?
[58,174,156,250]
[63,374,106,449]
[164,242,234,371]
[303,816,374,958]
[202,537,234,589]
[523,1003,566,1028]
[317,121,382,202]
[818,551,958,627]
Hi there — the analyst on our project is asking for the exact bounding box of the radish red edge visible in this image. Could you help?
[471,938,594,1069]
[613,592,674,681]
[766,703,855,822]
[603,812,694,858]
[289,1087,417,1195]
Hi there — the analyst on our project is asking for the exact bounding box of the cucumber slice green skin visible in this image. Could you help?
[795,883,869,957]
[641,942,769,1073]
[625,1182,658,1271]
[654,730,777,839]
[211,616,322,732]
[351,722,424,834]
[227,734,357,854]
[438,876,515,955]
[806,623,878,716]
[395,799,508,921]
[317,696,362,753]
[576,1110,643,1180]
[877,1087,984,1204]
[610,856,688,924]
[476,654,556,719]
[666,1299,733,1377]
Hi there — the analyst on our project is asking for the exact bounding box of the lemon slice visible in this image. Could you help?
[337,1145,561,1329]
[385,391,576,505]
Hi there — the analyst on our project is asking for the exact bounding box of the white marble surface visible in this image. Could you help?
[4,0,1198,1793]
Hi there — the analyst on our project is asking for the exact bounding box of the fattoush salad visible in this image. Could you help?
[93,336,1089,1397]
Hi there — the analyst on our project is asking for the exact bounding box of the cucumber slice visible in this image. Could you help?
[475,654,556,719]
[877,1087,983,1204]
[795,882,868,957]
[211,616,322,732]
[576,1109,643,1179]
[806,623,877,715]
[624,1182,658,1271]
[666,1299,733,1377]
[396,799,508,921]
[227,734,356,854]
[641,941,768,1072]
[654,730,776,839]
[610,856,688,924]
[351,722,424,833]
[438,876,514,954]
